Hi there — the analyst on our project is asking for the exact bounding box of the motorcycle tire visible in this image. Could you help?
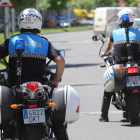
[128,93,139,125]
[22,124,42,140]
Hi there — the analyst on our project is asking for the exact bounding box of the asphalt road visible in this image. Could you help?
[43,30,140,140]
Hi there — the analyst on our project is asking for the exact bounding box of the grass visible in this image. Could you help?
[41,26,93,34]
[0,26,93,43]
[0,26,93,69]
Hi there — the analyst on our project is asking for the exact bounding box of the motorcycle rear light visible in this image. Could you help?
[27,83,38,92]
[132,90,139,93]
[76,105,80,113]
[127,68,138,74]
[29,105,37,108]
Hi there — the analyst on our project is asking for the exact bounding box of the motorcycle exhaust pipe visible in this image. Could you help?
[21,90,31,100]
[34,90,47,102]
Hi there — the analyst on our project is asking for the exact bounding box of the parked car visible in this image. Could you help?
[90,17,94,26]
[57,15,68,26]
[42,16,57,28]
[58,14,80,27]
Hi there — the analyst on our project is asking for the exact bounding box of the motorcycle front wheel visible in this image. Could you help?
[22,124,42,140]
[128,92,139,125]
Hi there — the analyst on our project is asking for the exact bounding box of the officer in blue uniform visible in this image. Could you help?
[99,8,140,122]
[0,8,68,140]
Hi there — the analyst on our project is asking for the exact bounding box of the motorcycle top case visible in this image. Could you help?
[103,64,126,92]
[0,86,14,124]
[51,85,80,124]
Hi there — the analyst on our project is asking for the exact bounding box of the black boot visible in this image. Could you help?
[99,97,111,122]
[53,127,69,140]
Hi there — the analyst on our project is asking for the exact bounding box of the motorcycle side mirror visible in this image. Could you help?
[92,35,98,41]
[100,64,106,67]
[60,50,65,57]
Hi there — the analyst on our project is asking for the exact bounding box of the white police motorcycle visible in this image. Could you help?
[0,40,80,140]
[93,15,140,124]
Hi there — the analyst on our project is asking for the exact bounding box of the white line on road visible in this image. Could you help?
[52,40,95,44]
[67,41,77,44]
[81,111,122,115]
[52,42,61,45]
[83,40,93,43]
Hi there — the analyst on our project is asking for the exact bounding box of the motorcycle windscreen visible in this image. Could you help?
[102,21,138,53]
[106,21,138,39]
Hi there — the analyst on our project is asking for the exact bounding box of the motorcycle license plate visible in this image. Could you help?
[23,108,45,124]
[126,76,140,87]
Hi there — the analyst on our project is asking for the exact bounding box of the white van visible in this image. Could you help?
[94,7,139,36]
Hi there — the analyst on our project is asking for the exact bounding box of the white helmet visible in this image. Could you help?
[18,8,42,33]
[118,8,135,26]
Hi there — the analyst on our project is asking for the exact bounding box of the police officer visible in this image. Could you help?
[99,8,140,122]
[0,8,68,140]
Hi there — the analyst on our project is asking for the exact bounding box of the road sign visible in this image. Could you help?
[0,0,14,7]
[138,0,140,9]
[118,0,126,7]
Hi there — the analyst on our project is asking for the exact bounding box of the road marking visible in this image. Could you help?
[67,41,77,44]
[81,111,122,115]
[52,40,96,44]
[52,42,61,45]
[83,40,93,43]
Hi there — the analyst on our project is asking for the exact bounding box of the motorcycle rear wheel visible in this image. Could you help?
[22,124,42,140]
[128,93,139,125]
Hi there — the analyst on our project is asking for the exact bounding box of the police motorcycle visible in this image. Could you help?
[0,39,80,140]
[92,15,140,125]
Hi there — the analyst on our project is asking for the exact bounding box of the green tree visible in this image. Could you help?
[93,0,138,8]
[11,0,36,11]
[39,0,70,13]
[70,0,93,9]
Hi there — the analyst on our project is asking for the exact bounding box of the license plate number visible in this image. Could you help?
[23,108,45,124]
[126,76,140,87]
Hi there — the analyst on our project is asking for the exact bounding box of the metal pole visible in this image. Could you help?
[77,0,79,8]
[92,0,94,9]
[11,8,15,33]
[36,0,39,11]
[68,4,71,28]
[4,7,9,39]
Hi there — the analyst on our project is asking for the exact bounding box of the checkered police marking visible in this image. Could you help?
[17,68,21,75]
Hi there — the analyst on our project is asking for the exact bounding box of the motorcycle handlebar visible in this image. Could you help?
[0,69,7,72]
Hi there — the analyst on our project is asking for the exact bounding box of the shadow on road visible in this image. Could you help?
[121,118,140,127]
[48,63,100,69]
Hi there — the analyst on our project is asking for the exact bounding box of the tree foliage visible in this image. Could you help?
[11,0,139,13]
[11,0,36,12]
[39,0,70,12]
[69,0,139,11]
[69,0,93,10]
[93,0,138,8]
